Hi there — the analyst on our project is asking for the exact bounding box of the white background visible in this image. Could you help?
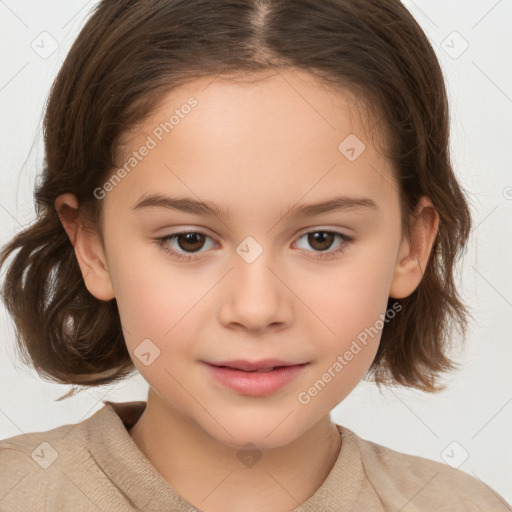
[1,0,511,506]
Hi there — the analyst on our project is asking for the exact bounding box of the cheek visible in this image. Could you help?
[107,247,217,389]
[297,253,396,341]
[108,256,198,398]
[293,249,396,395]
[106,230,192,322]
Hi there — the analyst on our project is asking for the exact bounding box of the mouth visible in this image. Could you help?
[221,366,284,372]
[202,359,309,396]
[204,359,308,372]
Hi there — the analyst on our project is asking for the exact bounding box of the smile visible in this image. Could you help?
[203,362,309,397]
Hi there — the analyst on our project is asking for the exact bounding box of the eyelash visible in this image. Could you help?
[154,229,353,262]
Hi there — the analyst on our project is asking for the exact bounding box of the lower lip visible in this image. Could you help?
[203,363,308,397]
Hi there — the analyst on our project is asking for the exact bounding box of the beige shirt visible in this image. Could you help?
[0,401,509,511]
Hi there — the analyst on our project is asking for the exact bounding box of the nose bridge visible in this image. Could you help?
[234,234,279,301]
[218,234,291,330]
[236,241,274,289]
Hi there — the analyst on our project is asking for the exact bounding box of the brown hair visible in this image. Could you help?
[0,0,472,399]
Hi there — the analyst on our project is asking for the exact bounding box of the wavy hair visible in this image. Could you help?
[0,0,472,399]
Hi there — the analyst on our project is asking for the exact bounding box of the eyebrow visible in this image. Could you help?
[131,193,378,218]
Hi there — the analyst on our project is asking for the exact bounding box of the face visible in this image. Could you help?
[93,69,408,449]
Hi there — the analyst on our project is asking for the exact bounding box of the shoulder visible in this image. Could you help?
[0,402,121,511]
[0,410,87,463]
[0,401,147,511]
[339,426,511,511]
[0,421,78,510]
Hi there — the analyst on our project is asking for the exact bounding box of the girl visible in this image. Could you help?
[0,0,509,510]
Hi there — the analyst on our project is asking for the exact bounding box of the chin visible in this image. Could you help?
[196,411,313,451]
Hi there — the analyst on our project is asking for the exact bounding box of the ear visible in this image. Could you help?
[389,196,439,299]
[55,193,115,301]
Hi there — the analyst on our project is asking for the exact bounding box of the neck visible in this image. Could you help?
[128,389,342,512]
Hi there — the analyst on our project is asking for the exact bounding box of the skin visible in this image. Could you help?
[55,69,438,512]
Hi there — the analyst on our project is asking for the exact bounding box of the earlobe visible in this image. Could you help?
[55,194,115,301]
[389,196,439,299]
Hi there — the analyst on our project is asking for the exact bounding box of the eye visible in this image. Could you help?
[155,229,353,262]
[294,230,353,260]
[155,231,217,262]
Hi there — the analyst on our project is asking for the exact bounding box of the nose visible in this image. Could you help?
[217,244,293,332]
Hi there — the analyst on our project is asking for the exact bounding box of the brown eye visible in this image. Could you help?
[156,231,217,262]
[307,231,335,251]
[176,232,206,252]
[294,230,353,260]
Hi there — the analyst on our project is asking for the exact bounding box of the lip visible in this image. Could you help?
[205,358,306,371]
[203,360,309,397]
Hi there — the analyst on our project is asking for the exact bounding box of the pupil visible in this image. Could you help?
[310,231,332,251]
[178,233,204,252]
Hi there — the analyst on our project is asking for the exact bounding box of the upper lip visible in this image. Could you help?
[204,359,308,371]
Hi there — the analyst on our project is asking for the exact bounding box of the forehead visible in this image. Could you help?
[110,69,396,214]
[120,68,380,152]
